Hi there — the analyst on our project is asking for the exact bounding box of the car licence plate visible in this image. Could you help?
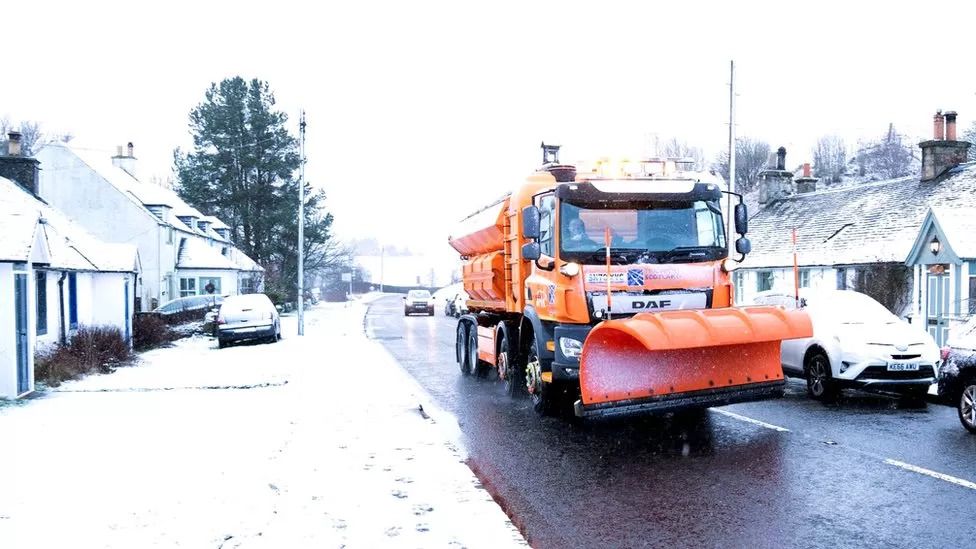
[886,363,920,371]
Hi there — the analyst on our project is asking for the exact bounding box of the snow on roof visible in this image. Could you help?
[0,177,138,271]
[229,248,264,272]
[929,206,976,259]
[176,237,239,270]
[204,216,230,230]
[741,164,976,269]
[44,143,234,235]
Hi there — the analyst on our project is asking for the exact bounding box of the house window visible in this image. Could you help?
[969,263,976,315]
[221,247,229,256]
[179,277,197,297]
[199,277,221,295]
[240,277,256,294]
[167,226,174,244]
[757,271,774,292]
[68,272,78,329]
[799,269,811,288]
[36,270,48,335]
[836,268,847,290]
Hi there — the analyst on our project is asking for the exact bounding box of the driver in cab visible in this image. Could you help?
[563,218,599,251]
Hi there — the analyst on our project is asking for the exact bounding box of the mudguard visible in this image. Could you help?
[578,306,812,412]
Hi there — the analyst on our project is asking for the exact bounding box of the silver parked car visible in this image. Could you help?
[216,293,281,348]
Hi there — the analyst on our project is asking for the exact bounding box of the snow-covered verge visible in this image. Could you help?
[0,294,526,548]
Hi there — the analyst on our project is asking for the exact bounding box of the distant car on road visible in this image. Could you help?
[752,289,939,401]
[216,293,281,348]
[451,292,469,318]
[403,289,434,316]
[938,316,976,433]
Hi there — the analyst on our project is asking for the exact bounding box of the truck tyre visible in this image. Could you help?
[525,337,557,416]
[457,322,472,376]
[468,326,488,377]
[497,332,522,397]
[958,378,976,434]
[805,351,838,402]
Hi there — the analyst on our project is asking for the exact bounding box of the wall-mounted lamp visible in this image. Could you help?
[930,235,941,255]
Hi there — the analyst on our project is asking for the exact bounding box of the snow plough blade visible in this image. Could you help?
[576,306,812,418]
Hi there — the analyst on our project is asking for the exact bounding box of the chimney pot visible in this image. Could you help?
[776,147,787,170]
[7,131,22,156]
[116,145,123,156]
[127,142,134,157]
[934,111,945,140]
[803,163,811,177]
[945,111,958,141]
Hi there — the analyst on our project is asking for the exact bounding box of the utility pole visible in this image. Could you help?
[727,60,736,258]
[298,110,306,336]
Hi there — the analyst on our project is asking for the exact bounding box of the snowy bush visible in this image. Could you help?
[133,314,179,351]
[35,326,133,387]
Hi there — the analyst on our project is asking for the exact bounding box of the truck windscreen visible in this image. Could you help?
[559,200,727,264]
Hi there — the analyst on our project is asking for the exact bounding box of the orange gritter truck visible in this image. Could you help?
[447,144,813,419]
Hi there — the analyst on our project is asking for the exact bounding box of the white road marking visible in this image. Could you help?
[709,409,791,432]
[884,459,976,491]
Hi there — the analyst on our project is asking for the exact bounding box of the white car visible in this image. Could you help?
[752,289,939,401]
[216,293,281,348]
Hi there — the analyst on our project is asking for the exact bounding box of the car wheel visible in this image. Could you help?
[457,322,472,376]
[525,336,558,416]
[497,331,522,397]
[805,351,838,401]
[958,379,976,434]
[217,339,226,349]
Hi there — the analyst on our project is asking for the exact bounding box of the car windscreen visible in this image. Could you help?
[808,293,896,324]
[408,290,431,299]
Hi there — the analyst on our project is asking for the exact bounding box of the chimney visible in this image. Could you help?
[0,131,41,194]
[945,111,958,140]
[111,141,138,179]
[795,162,818,194]
[758,146,794,204]
[920,110,971,181]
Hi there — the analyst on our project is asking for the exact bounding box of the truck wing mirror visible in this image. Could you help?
[522,206,541,240]
[522,242,541,261]
[735,236,752,255]
[734,203,748,235]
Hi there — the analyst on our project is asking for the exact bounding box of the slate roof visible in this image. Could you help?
[741,163,976,269]
[176,237,239,270]
[0,177,139,272]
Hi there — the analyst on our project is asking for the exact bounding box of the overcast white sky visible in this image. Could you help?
[5,0,976,261]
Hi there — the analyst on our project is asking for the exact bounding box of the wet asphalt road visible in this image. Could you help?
[365,296,976,548]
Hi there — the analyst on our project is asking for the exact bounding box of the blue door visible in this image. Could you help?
[124,278,131,343]
[14,271,30,395]
[927,272,950,346]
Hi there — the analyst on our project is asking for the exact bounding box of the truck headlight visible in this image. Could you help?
[559,337,583,358]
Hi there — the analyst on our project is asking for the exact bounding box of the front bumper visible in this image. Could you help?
[218,323,275,342]
[842,362,938,389]
[405,302,433,313]
[574,380,786,418]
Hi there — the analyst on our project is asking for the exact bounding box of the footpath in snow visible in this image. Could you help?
[0,294,526,548]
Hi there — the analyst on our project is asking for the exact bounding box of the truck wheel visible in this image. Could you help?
[457,322,472,376]
[497,332,522,397]
[805,351,838,401]
[468,326,488,377]
[959,379,976,434]
[525,337,557,416]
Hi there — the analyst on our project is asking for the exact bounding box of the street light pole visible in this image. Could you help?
[298,110,306,336]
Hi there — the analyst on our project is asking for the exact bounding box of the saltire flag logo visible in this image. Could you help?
[627,269,644,287]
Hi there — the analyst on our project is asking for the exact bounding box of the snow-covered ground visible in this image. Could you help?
[0,295,525,548]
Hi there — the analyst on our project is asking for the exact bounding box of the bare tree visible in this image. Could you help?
[963,121,976,162]
[812,135,846,183]
[662,138,706,170]
[856,123,913,180]
[18,121,44,156]
[713,137,771,193]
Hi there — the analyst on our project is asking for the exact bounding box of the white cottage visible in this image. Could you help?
[34,142,262,310]
[0,134,139,398]
[736,111,974,346]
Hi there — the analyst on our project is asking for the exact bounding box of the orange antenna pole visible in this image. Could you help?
[605,227,612,320]
[792,228,800,307]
